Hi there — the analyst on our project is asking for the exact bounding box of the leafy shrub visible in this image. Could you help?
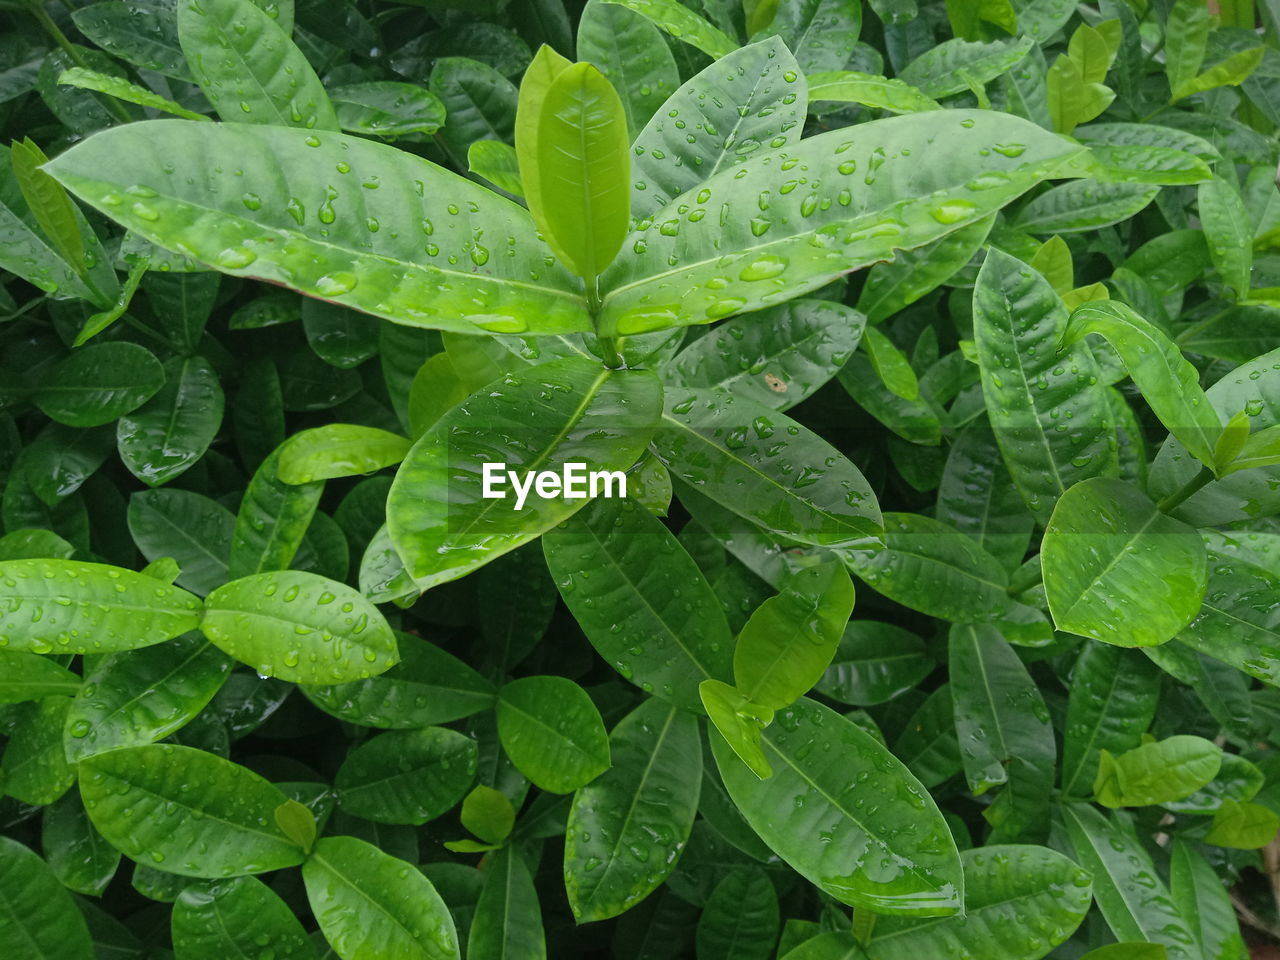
[1,0,1280,957]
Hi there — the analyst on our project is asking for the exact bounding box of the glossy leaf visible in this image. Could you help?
[1205,798,1280,848]
[303,836,459,960]
[712,697,962,917]
[388,356,662,590]
[695,867,779,960]
[79,744,305,877]
[1170,839,1248,960]
[807,71,939,113]
[469,846,545,960]
[898,37,1034,99]
[337,727,478,825]
[655,387,882,548]
[816,621,933,707]
[734,561,854,710]
[1041,478,1207,646]
[277,424,410,484]
[496,675,610,793]
[598,0,737,58]
[542,496,733,711]
[202,570,399,682]
[1013,181,1158,234]
[1093,735,1221,807]
[128,489,234,595]
[171,877,311,960]
[331,82,446,137]
[972,248,1116,522]
[34,342,165,429]
[117,355,224,486]
[1197,174,1252,300]
[0,650,80,703]
[41,789,119,896]
[949,624,1054,842]
[0,558,201,655]
[598,109,1086,336]
[45,121,592,336]
[565,698,701,922]
[2,697,75,804]
[0,837,93,959]
[577,0,678,139]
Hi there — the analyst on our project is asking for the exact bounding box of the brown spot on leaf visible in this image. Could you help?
[764,372,787,392]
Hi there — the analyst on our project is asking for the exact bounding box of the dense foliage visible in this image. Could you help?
[2,0,1280,957]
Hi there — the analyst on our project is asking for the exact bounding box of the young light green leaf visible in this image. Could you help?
[0,558,202,655]
[1093,736,1221,807]
[64,633,233,762]
[336,728,477,825]
[865,845,1092,960]
[273,798,316,854]
[303,836,459,960]
[79,744,306,877]
[0,650,80,703]
[389,356,661,590]
[1172,46,1264,102]
[1165,0,1209,96]
[1221,423,1280,476]
[202,570,399,683]
[543,497,733,711]
[565,698,701,922]
[460,785,515,845]
[1042,478,1207,646]
[10,138,84,273]
[807,71,940,113]
[1205,799,1280,849]
[949,624,1054,842]
[496,676,610,793]
[734,561,854,710]
[467,140,524,198]
[0,837,94,959]
[57,67,211,121]
[177,0,336,129]
[171,877,311,960]
[277,425,411,484]
[597,0,737,58]
[45,121,592,336]
[712,698,963,917]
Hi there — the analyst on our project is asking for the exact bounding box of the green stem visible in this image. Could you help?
[586,275,624,370]
[1155,465,1215,514]
[26,1,134,125]
[851,908,876,945]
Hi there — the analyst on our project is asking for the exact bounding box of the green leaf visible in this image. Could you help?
[0,837,94,959]
[577,0,678,139]
[177,0,336,129]
[41,789,119,896]
[45,121,591,336]
[807,71,940,113]
[949,624,1054,842]
[899,37,1034,99]
[388,355,661,590]
[1093,735,1221,807]
[301,633,496,729]
[769,0,861,74]
[1082,144,1211,186]
[117,355,223,486]
[468,140,523,198]
[460,785,515,845]
[171,877,311,960]
[1060,643,1160,796]
[128,489,234,596]
[1013,181,1158,234]
[565,697,701,922]
[303,835,459,960]
[277,425,410,484]
[469,846,545,960]
[840,513,1010,622]
[1221,423,1280,476]
[655,388,882,548]
[330,82,446,137]
[2,697,75,804]
[56,67,211,121]
[858,216,993,325]
[668,299,863,411]
[0,558,202,655]
[712,697,962,917]
[11,138,84,273]
[1042,478,1207,646]
[0,529,76,563]
[700,675,774,778]
[496,675,610,793]
[79,744,306,877]
[202,570,399,682]
[1061,804,1196,959]
[865,845,1092,960]
[542,497,733,711]
[274,798,316,854]
[837,353,941,446]
[336,728,478,825]
[1172,46,1264,101]
[72,257,148,346]
[0,650,80,703]
[229,447,322,579]
[1197,175,1252,300]
[1170,839,1248,960]
[734,561,854,710]
[597,0,737,58]
[601,109,1084,336]
[523,62,629,280]
[1079,947,1167,960]
[816,622,933,707]
[695,867,779,960]
[64,633,232,762]
[34,342,165,429]
[630,38,806,220]
[1165,0,1209,95]
[432,56,519,162]
[1205,798,1280,848]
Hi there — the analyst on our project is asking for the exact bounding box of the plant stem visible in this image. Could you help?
[586,274,624,369]
[851,908,876,945]
[26,1,134,125]
[1155,465,1215,514]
